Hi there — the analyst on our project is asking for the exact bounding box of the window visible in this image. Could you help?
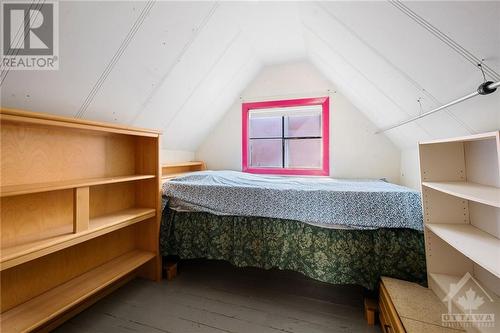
[242,97,329,176]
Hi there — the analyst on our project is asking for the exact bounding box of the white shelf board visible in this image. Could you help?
[426,224,500,278]
[422,182,500,208]
[419,131,499,145]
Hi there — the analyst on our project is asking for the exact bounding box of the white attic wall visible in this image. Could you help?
[196,61,401,182]
[1,1,499,173]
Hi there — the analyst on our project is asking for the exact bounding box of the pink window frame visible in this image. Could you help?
[242,96,330,176]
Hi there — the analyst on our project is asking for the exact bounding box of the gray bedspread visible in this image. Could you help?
[162,170,423,231]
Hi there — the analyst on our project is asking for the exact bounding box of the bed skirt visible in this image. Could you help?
[160,208,426,290]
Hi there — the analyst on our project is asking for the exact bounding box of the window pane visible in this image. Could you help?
[285,139,322,169]
[250,139,282,168]
[285,114,321,138]
[249,116,282,138]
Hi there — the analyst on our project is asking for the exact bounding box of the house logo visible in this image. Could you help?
[441,272,495,329]
[1,1,59,70]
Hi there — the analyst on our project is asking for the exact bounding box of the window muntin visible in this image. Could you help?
[242,97,329,176]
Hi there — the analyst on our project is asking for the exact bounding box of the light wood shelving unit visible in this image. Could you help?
[0,108,162,332]
[1,250,155,333]
[161,161,206,183]
[1,175,155,197]
[419,131,500,333]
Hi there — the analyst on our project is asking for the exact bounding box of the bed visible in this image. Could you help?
[160,170,426,290]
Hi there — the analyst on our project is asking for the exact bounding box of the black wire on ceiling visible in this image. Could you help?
[389,0,500,82]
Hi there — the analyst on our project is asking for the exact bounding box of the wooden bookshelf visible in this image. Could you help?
[161,161,206,183]
[0,108,159,137]
[0,108,161,332]
[419,131,500,333]
[1,208,156,271]
[1,250,155,333]
[163,161,207,168]
[1,175,155,197]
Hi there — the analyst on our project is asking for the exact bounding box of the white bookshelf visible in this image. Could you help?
[422,182,500,208]
[426,224,500,278]
[419,131,500,333]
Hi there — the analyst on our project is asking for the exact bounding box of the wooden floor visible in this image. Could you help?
[55,260,381,333]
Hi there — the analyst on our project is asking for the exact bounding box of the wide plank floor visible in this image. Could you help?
[55,260,380,333]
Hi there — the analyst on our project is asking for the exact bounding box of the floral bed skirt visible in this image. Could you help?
[160,207,426,290]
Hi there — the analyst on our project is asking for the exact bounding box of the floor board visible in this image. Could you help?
[55,260,381,333]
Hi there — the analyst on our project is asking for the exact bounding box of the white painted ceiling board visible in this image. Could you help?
[133,3,241,129]
[1,1,141,117]
[314,1,473,133]
[309,50,431,149]
[302,1,471,142]
[405,1,500,74]
[308,47,431,149]
[305,28,430,133]
[0,1,498,153]
[303,1,498,145]
[164,36,261,150]
[166,56,261,151]
[83,1,215,124]
[226,1,306,64]
[319,1,485,101]
[447,93,500,133]
[301,6,421,123]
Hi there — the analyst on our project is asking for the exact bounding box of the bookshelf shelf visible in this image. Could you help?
[0,250,155,333]
[419,131,500,333]
[1,208,155,271]
[427,223,500,278]
[422,182,500,208]
[1,175,155,197]
[0,108,161,332]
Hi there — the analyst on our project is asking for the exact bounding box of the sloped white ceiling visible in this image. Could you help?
[1,1,499,151]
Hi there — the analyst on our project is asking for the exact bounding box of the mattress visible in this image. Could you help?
[162,170,423,230]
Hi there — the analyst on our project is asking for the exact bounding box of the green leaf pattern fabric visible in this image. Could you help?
[160,208,426,290]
